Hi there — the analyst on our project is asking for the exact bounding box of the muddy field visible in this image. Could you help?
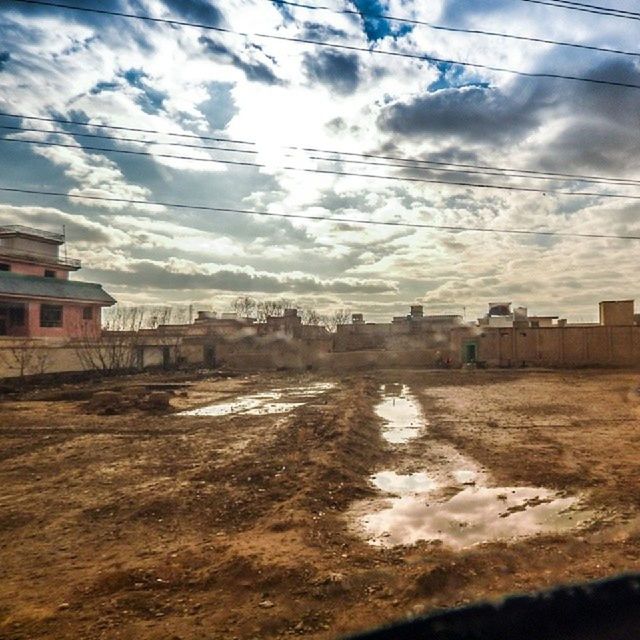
[2,369,640,639]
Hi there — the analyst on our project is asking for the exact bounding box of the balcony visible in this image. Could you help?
[0,246,81,269]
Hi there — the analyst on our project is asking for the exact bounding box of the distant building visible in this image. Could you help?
[478,302,560,329]
[0,225,115,338]
[599,300,635,326]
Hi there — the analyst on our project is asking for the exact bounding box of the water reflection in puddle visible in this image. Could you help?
[353,382,594,549]
[361,483,591,549]
[377,384,426,444]
[180,382,334,417]
[371,471,437,495]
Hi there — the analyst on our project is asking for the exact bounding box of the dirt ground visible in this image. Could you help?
[2,368,640,639]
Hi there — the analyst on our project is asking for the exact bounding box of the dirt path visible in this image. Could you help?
[1,369,640,639]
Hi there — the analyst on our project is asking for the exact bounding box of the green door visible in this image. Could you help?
[464,342,477,363]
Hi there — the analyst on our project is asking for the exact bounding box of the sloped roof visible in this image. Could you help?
[0,272,116,305]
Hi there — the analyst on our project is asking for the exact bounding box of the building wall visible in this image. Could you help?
[599,301,634,326]
[0,338,87,378]
[24,301,102,338]
[2,237,59,257]
[451,325,640,368]
[1,260,70,279]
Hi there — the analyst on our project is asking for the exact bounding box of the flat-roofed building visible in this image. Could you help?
[0,225,115,338]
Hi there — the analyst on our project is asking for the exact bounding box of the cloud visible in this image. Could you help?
[199,36,282,85]
[160,0,223,26]
[0,50,9,71]
[303,50,361,95]
[377,82,554,144]
[2,0,640,321]
[88,258,398,295]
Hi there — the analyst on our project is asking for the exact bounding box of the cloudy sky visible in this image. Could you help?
[0,0,639,322]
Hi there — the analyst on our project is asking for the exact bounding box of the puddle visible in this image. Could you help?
[360,484,592,549]
[377,384,426,444]
[371,471,437,495]
[179,382,334,417]
[352,383,595,549]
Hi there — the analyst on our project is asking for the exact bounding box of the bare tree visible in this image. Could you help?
[322,308,352,332]
[256,299,294,321]
[0,339,38,378]
[33,348,50,376]
[300,307,322,325]
[233,296,257,318]
[72,305,148,374]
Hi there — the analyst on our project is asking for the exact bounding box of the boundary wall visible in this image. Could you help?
[4,324,640,379]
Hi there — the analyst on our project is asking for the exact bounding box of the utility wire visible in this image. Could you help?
[524,0,640,18]
[3,111,638,187]
[515,0,640,20]
[4,136,640,200]
[7,0,640,91]
[4,123,640,188]
[3,185,640,241]
[271,0,640,58]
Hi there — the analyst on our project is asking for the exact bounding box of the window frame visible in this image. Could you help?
[40,304,63,328]
[82,306,93,321]
[8,306,25,327]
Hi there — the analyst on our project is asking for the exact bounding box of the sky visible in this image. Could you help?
[0,0,639,322]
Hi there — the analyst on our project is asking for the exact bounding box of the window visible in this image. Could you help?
[44,270,56,278]
[40,304,63,328]
[82,306,93,321]
[9,306,25,326]
[0,263,9,271]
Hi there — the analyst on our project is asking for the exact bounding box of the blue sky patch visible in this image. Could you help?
[121,68,167,114]
[428,61,490,91]
[89,80,119,95]
[351,0,413,42]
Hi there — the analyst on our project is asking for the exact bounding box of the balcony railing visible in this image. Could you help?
[0,246,81,269]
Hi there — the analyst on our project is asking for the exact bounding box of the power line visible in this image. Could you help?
[3,185,640,241]
[4,135,640,200]
[5,111,640,187]
[8,0,640,91]
[526,0,640,18]
[5,122,640,188]
[271,0,640,58]
[0,111,255,146]
[515,0,640,20]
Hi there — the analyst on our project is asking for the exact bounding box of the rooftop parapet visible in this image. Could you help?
[0,225,65,244]
[0,245,81,269]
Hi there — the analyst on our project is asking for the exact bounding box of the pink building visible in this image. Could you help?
[0,225,115,338]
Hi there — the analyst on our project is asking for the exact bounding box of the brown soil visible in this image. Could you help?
[1,369,640,639]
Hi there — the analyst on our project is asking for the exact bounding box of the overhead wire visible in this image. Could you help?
[7,0,640,91]
[4,122,640,188]
[3,185,640,241]
[3,136,640,200]
[2,113,640,189]
[270,0,640,58]
[515,0,640,20]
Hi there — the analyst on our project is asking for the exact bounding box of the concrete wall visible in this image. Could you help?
[2,237,58,258]
[0,338,87,378]
[451,325,640,368]
[5,322,640,380]
[215,337,332,371]
[599,301,634,326]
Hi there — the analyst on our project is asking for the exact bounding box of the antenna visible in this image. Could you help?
[62,224,67,260]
